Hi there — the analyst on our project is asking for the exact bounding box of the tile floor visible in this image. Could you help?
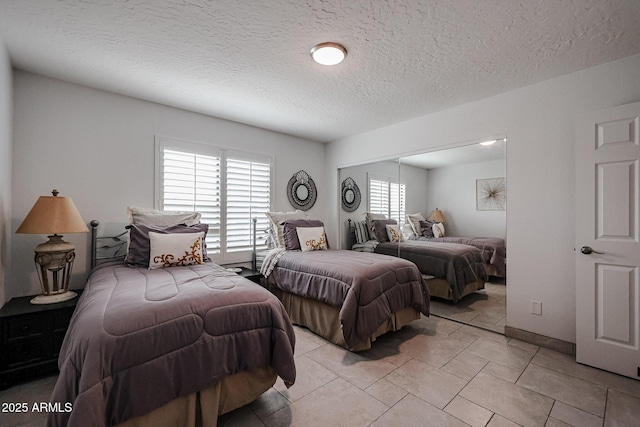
[1,316,639,426]
[429,279,506,334]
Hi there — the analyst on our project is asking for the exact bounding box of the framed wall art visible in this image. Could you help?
[476,177,506,211]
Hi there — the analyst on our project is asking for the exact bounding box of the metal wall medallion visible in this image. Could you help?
[287,170,317,211]
[341,177,361,212]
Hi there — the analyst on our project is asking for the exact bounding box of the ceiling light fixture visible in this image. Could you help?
[479,140,497,146]
[310,42,347,66]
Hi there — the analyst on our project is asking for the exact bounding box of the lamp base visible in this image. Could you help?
[30,290,77,305]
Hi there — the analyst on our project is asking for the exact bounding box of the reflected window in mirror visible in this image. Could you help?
[368,174,405,224]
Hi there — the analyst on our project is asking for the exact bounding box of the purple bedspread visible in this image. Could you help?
[375,240,487,302]
[265,250,429,348]
[49,261,296,427]
[419,236,506,276]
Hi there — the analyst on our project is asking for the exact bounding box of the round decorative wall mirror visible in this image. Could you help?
[341,177,361,212]
[287,170,317,211]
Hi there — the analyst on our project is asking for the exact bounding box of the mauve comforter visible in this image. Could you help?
[49,261,296,427]
[375,240,487,302]
[265,250,429,348]
[418,236,506,276]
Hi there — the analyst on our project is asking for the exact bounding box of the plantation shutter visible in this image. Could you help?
[161,148,222,253]
[368,177,389,216]
[389,182,406,224]
[226,155,271,252]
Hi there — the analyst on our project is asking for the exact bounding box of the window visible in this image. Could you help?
[155,137,272,263]
[368,174,406,224]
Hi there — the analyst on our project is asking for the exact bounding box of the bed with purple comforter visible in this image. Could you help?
[374,240,488,303]
[49,261,296,427]
[416,236,506,277]
[263,249,430,350]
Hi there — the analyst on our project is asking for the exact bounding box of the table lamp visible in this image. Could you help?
[428,208,446,223]
[16,189,89,304]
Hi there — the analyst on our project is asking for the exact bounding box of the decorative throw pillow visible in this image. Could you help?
[406,213,426,235]
[373,219,398,243]
[419,220,436,238]
[432,222,445,238]
[353,220,370,244]
[297,226,328,252]
[265,210,309,248]
[126,223,209,267]
[282,219,326,250]
[365,213,388,241]
[148,231,204,269]
[127,206,201,227]
[385,224,403,242]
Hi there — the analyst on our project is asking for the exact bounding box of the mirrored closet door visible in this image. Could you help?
[338,138,507,334]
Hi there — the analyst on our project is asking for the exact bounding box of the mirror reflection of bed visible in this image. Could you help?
[338,138,507,334]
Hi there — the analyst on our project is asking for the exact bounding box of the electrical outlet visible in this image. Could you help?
[531,301,542,316]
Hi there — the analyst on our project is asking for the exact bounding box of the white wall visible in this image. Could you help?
[327,53,640,344]
[10,71,326,300]
[427,159,506,238]
[0,35,12,307]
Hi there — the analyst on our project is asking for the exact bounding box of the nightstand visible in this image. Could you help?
[237,267,263,285]
[0,291,81,389]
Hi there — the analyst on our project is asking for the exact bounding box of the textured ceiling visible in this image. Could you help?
[0,0,639,142]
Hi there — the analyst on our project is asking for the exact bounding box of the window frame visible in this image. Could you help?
[155,136,273,264]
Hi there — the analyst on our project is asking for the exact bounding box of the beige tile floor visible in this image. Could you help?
[429,279,507,334]
[2,316,639,426]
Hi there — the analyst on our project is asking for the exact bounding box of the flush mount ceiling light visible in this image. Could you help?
[310,42,347,65]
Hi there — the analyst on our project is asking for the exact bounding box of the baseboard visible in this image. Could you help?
[504,326,576,356]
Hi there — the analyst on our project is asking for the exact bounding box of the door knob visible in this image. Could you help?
[580,246,604,255]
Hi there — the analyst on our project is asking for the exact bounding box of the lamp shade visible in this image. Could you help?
[16,190,89,235]
[428,208,445,223]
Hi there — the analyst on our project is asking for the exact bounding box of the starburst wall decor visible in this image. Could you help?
[476,178,506,211]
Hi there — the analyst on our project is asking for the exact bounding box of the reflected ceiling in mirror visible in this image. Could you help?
[401,138,505,169]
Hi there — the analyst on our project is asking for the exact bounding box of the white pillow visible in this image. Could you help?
[386,224,404,242]
[406,213,426,235]
[265,210,309,248]
[128,206,201,227]
[432,222,445,238]
[297,226,328,252]
[148,231,205,269]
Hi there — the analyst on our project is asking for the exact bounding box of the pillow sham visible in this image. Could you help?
[148,231,204,269]
[265,210,309,248]
[365,212,388,241]
[372,219,398,243]
[297,226,328,252]
[419,220,436,238]
[282,219,326,250]
[386,224,403,243]
[406,213,426,235]
[432,222,445,238]
[127,206,201,227]
[126,223,209,267]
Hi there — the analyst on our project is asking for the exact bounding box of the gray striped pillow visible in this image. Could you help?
[354,220,370,244]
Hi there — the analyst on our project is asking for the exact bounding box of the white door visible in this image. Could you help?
[576,102,640,380]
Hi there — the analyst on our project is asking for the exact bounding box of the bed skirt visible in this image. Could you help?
[117,367,277,427]
[424,276,485,301]
[271,288,420,351]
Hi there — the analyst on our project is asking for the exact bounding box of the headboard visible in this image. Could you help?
[90,220,128,269]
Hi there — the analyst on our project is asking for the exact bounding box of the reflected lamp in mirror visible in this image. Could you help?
[16,189,89,304]
[428,208,446,223]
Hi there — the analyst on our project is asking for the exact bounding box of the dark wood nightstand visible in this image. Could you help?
[237,267,263,285]
[0,291,81,389]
